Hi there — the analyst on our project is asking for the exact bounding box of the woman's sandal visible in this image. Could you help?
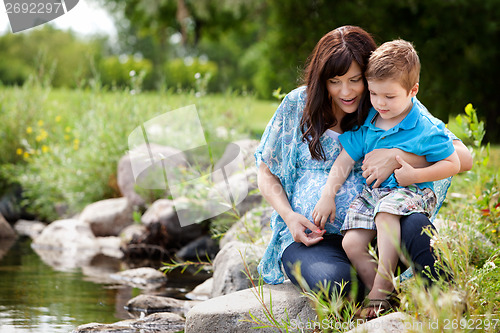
[357,292,400,320]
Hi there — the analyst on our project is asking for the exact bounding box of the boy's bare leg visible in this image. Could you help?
[342,229,377,289]
[365,212,401,317]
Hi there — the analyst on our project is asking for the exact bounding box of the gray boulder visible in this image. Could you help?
[31,219,122,270]
[0,213,16,239]
[211,139,260,184]
[110,267,167,289]
[140,199,208,248]
[185,277,213,301]
[80,197,133,237]
[13,219,46,239]
[72,312,185,333]
[185,281,316,333]
[125,294,200,316]
[117,143,188,207]
[211,240,266,298]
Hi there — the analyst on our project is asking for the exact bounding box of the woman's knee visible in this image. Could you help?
[400,213,435,235]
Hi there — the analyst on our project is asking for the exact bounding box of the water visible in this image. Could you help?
[0,237,207,332]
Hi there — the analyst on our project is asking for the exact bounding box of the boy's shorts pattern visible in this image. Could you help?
[341,185,437,233]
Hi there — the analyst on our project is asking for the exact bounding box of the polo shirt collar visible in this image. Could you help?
[363,97,420,131]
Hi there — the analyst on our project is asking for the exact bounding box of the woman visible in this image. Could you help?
[255,26,472,298]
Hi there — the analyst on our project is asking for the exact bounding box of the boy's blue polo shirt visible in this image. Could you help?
[339,97,455,191]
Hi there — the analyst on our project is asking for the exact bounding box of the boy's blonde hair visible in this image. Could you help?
[365,39,420,93]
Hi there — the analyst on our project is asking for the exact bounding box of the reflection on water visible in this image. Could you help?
[0,237,206,332]
[0,237,128,332]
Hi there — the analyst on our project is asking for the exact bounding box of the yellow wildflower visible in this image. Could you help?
[65,126,71,133]
[55,115,62,122]
[37,120,44,127]
[73,138,80,145]
[40,129,48,140]
[465,103,474,115]
[36,135,42,142]
[23,152,29,159]
[42,145,49,153]
[64,134,70,141]
[493,230,497,233]
[16,148,23,155]
[26,127,33,134]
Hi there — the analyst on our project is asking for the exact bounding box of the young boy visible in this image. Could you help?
[312,39,461,318]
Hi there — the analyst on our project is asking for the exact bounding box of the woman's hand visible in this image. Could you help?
[362,148,401,187]
[284,211,325,246]
[257,163,324,247]
[362,148,431,187]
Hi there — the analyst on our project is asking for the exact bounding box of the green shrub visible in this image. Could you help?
[0,81,273,221]
[163,57,218,93]
[98,55,153,90]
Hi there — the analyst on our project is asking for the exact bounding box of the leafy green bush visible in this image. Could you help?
[163,57,218,92]
[0,25,102,88]
[98,55,153,90]
[0,80,272,221]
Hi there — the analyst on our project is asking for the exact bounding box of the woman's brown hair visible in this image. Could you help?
[300,26,377,160]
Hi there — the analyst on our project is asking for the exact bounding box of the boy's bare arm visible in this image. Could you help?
[394,151,461,187]
[362,139,471,188]
[312,149,355,229]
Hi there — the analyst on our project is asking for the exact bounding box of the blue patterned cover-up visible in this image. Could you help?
[255,86,456,285]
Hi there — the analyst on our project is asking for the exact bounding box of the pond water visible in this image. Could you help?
[0,237,207,333]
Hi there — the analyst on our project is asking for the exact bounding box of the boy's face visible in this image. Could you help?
[367,79,418,122]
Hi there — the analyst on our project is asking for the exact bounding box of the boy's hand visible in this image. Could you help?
[312,195,336,230]
[394,155,418,186]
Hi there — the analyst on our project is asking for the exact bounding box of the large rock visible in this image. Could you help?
[31,219,122,270]
[110,267,167,289]
[72,312,185,333]
[175,235,219,261]
[0,232,16,260]
[80,197,133,237]
[207,166,261,219]
[0,213,16,239]
[117,143,189,207]
[220,206,273,249]
[185,278,213,301]
[32,218,98,251]
[185,281,316,333]
[211,240,266,297]
[13,219,46,239]
[140,199,208,248]
[125,294,200,316]
[211,139,260,184]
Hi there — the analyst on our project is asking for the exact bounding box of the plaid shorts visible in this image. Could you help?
[341,185,437,233]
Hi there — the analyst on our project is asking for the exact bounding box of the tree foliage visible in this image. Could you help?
[97,0,499,141]
[0,26,104,87]
[0,0,498,141]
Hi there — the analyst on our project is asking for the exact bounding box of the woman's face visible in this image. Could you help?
[326,61,365,115]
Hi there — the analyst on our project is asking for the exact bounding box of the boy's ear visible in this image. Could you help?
[410,83,419,97]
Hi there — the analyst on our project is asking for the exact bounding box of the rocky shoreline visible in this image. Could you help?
[0,138,471,333]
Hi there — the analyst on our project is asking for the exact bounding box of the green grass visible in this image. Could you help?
[0,84,277,220]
